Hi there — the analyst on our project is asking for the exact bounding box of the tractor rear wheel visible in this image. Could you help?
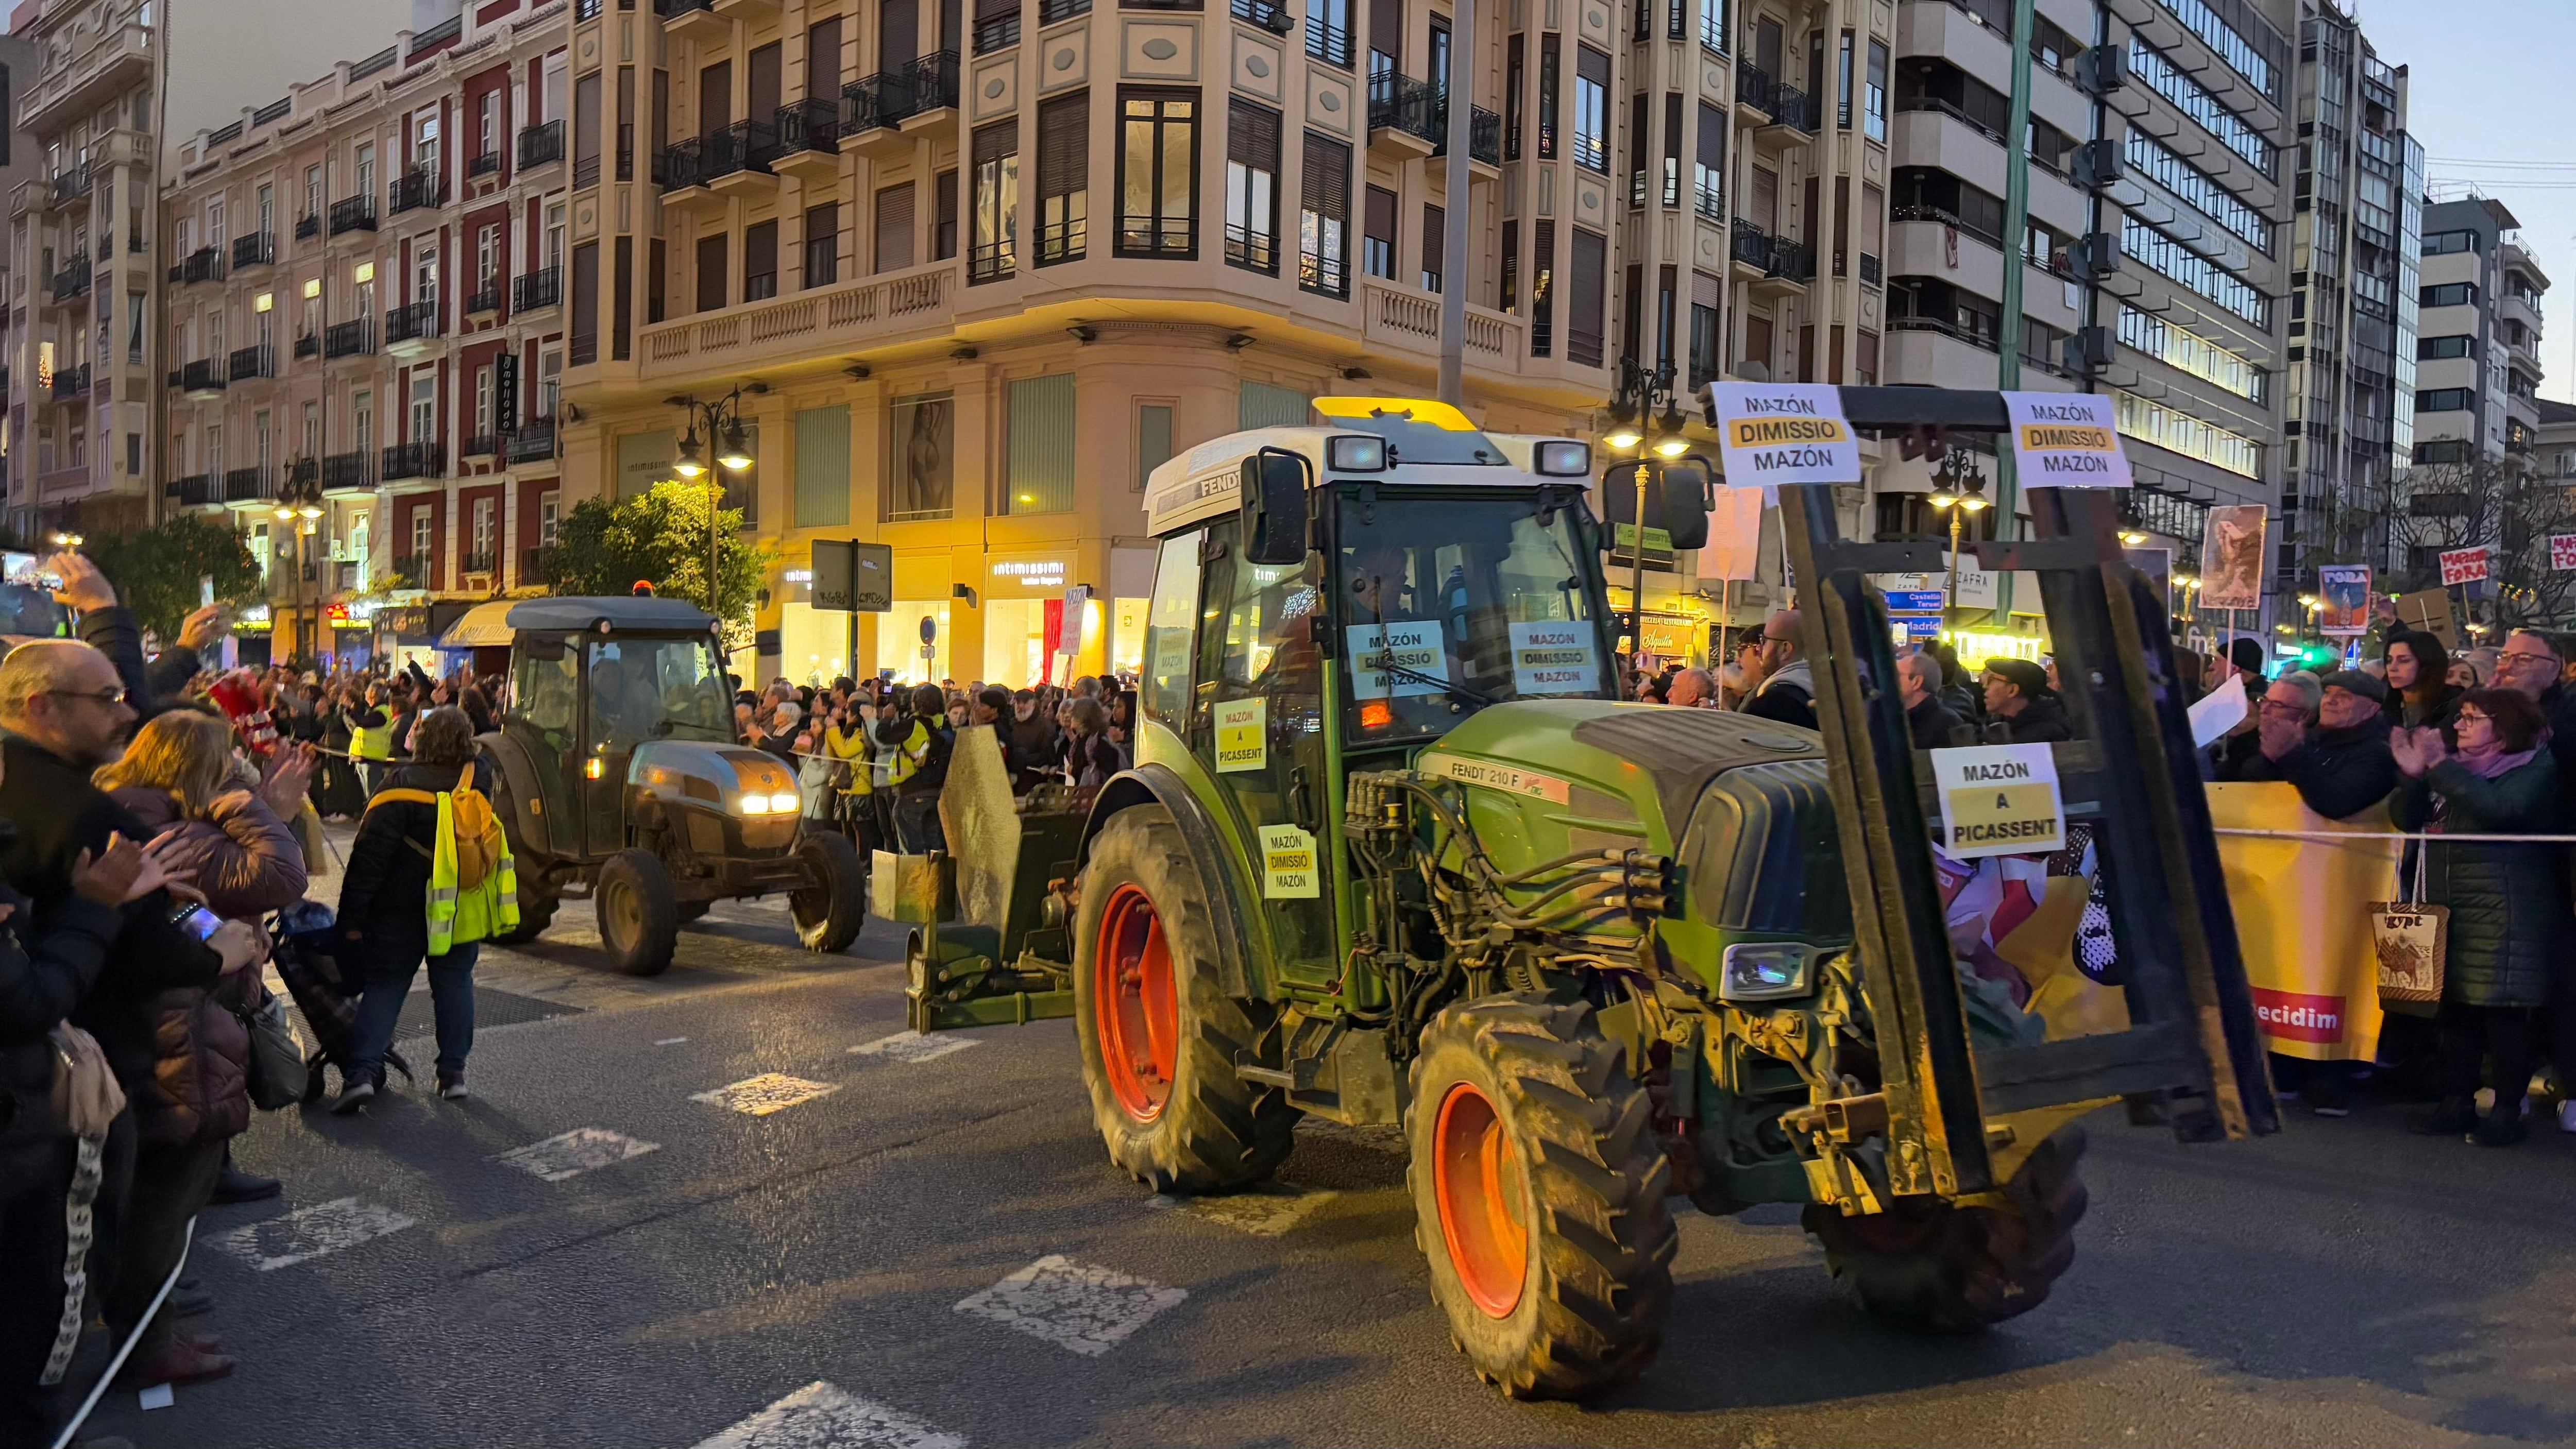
[1072,806,1296,1194]
[496,880,557,943]
[1405,993,1677,1400]
[1801,1124,2089,1334]
[791,831,869,952]
[595,849,679,976]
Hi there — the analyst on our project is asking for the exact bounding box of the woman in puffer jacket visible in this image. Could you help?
[88,708,308,1383]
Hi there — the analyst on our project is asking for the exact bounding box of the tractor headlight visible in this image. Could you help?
[768,791,800,813]
[1719,942,1817,1002]
[739,794,775,815]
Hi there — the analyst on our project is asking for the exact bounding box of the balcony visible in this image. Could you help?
[467,150,501,180]
[460,550,500,579]
[323,317,377,360]
[1358,279,1532,376]
[662,121,779,198]
[231,232,276,272]
[656,0,724,40]
[391,552,437,590]
[175,246,226,285]
[328,195,379,237]
[507,418,561,465]
[51,365,89,402]
[179,357,226,398]
[513,265,563,314]
[20,22,153,137]
[166,474,215,508]
[518,119,566,172]
[223,467,272,505]
[1228,0,1295,33]
[637,260,953,386]
[293,332,321,361]
[48,165,91,209]
[383,442,446,485]
[389,165,446,217]
[839,52,960,156]
[520,546,559,585]
[772,98,843,183]
[1735,60,1774,122]
[973,9,1021,52]
[49,257,91,302]
[1367,76,1443,157]
[466,279,503,319]
[320,449,376,494]
[1306,12,1351,66]
[229,343,275,382]
[461,433,501,463]
[384,301,444,357]
[295,213,321,242]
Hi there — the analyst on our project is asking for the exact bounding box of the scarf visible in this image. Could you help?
[2455,730,2548,781]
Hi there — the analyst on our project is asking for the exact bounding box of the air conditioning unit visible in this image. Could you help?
[2062,326,2115,376]
[2075,138,2124,191]
[2076,45,2126,97]
[2070,231,2122,281]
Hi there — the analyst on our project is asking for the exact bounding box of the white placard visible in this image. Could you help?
[1508,620,1596,695]
[1929,743,2065,860]
[2188,673,2248,749]
[1260,824,1322,898]
[2003,391,2132,489]
[1213,696,1266,773]
[1346,620,1448,698]
[1707,383,1863,487]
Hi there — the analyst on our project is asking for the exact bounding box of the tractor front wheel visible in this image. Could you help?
[595,849,679,976]
[791,831,870,952]
[1072,806,1296,1194]
[1801,1124,2089,1334]
[1406,993,1677,1400]
[496,879,557,943]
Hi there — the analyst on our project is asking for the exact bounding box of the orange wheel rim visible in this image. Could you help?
[1094,883,1178,1121]
[1433,1082,1529,1318]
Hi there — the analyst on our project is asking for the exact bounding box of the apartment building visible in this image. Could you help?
[550,0,1890,685]
[2414,195,2546,469]
[3,0,412,539]
[160,0,574,666]
[1877,0,2293,635]
[0,28,46,518]
[2278,1,2416,585]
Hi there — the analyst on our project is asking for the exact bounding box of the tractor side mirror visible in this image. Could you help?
[1240,447,1313,567]
[1658,459,1714,552]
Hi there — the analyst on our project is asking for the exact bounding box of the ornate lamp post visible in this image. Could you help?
[273,465,325,663]
[1926,449,1989,640]
[1601,356,1688,667]
[667,384,766,618]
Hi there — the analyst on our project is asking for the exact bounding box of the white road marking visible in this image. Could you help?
[692,1073,842,1116]
[496,1128,662,1182]
[1149,1185,1340,1236]
[954,1254,1187,1357]
[848,1032,979,1064]
[656,1036,690,1046]
[137,1384,174,1411]
[691,1382,965,1449]
[207,1197,416,1272]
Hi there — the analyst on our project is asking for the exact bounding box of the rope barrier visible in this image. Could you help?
[2210,829,2576,844]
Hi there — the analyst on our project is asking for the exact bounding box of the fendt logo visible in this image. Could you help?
[2251,988,2344,1045]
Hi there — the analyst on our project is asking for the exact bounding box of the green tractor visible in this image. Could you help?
[900,392,2276,1398]
[444,596,871,975]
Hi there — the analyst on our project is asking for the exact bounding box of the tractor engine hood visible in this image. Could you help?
[1411,700,1824,847]
[629,741,805,849]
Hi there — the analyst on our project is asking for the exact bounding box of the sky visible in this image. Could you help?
[2360,0,2576,401]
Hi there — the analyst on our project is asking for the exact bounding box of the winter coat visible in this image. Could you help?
[0,735,223,1100]
[107,787,307,924]
[2384,683,2463,736]
[1740,658,1817,730]
[1006,715,1061,793]
[0,854,122,1174]
[339,760,469,937]
[128,980,251,1148]
[2537,685,2576,825]
[2233,717,2399,822]
[1906,694,1969,751]
[2391,752,2566,1009]
[1992,693,2074,745]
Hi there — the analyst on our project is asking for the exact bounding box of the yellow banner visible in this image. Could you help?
[2207,783,2403,1062]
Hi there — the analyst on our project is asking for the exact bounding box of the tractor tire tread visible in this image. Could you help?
[1801,1124,2090,1335]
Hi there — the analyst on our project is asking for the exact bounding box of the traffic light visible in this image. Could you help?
[2299,642,2337,672]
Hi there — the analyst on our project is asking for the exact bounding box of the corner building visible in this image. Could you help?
[558,0,1892,685]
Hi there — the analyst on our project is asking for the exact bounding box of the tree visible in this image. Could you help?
[546,481,773,647]
[82,514,263,644]
[2389,453,2576,632]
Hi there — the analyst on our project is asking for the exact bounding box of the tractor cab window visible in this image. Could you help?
[1336,488,1612,743]
[509,636,580,745]
[584,634,733,749]
[1142,531,1201,727]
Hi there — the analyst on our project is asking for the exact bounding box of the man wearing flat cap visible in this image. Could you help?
[2232,668,2399,821]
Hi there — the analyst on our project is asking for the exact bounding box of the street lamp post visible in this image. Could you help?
[274,462,325,664]
[1600,356,1688,670]
[1926,449,1988,643]
[669,385,766,619]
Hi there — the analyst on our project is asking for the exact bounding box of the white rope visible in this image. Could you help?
[49,1216,194,1449]
[2211,828,2576,844]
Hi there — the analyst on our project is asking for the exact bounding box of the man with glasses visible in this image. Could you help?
[2494,627,2576,1135]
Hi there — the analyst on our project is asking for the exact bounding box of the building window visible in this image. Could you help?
[2420,281,2478,309]
[1530,219,1554,356]
[1837,31,1853,128]
[1117,90,1198,257]
[2418,334,2473,360]
[743,219,779,301]
[1687,275,1719,385]
[2115,388,2260,477]
[1865,39,1888,141]
[1500,217,1518,310]
[1661,93,1681,207]
[1568,226,1605,366]
[1572,46,1608,173]
[1226,100,1280,274]
[1298,132,1350,298]
[1537,34,1560,159]
[1504,34,1523,160]
[1694,101,1725,217]
[888,393,955,520]
[695,232,727,311]
[876,182,916,272]
[1037,94,1088,265]
[2415,387,2475,414]
[1136,402,1174,490]
[804,203,840,286]
[970,120,1019,281]
[1363,184,1397,280]
[1420,202,1444,293]
[539,490,561,547]
[935,169,960,260]
[1005,374,1076,515]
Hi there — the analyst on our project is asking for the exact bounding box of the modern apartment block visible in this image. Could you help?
[548,0,1891,685]
[2413,195,2546,469]
[3,0,412,539]
[2280,0,2415,585]
[1882,0,2292,633]
[159,0,573,666]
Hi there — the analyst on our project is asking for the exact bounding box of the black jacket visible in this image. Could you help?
[1906,694,1969,751]
[76,604,199,722]
[0,851,123,1170]
[2392,754,2566,1008]
[2238,716,2399,821]
[2384,683,2463,736]
[1741,659,1817,730]
[339,760,468,935]
[1991,693,2073,744]
[2536,684,2576,824]
[1006,715,1061,793]
[0,735,222,1096]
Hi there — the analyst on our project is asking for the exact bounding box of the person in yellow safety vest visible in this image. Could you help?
[330,706,512,1112]
[345,681,395,796]
[822,704,877,854]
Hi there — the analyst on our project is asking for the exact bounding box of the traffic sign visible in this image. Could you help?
[1883,590,1946,615]
[2438,546,2490,586]
[810,541,894,611]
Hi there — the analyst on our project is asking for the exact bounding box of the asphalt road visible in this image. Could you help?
[71,839,2576,1448]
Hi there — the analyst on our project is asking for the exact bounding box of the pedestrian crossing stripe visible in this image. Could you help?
[691,1073,842,1116]
[954,1254,1187,1357]
[206,1198,416,1272]
[849,1031,979,1063]
[495,1128,662,1182]
[691,1382,964,1449]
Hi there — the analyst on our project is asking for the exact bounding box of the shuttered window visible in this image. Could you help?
[794,404,851,529]
[743,219,778,302]
[1568,226,1605,366]
[1420,202,1444,292]
[1662,93,1682,206]
[1298,132,1349,297]
[1239,381,1309,430]
[1499,217,1518,310]
[694,231,727,312]
[875,182,914,272]
[1362,183,1396,279]
[1530,219,1554,355]
[935,169,959,259]
[971,119,1020,280]
[1693,100,1724,216]
[1225,100,1280,274]
[1036,94,1088,264]
[803,202,839,286]
[1006,373,1076,515]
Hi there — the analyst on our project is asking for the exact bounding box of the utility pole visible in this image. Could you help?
[1436,0,1476,406]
